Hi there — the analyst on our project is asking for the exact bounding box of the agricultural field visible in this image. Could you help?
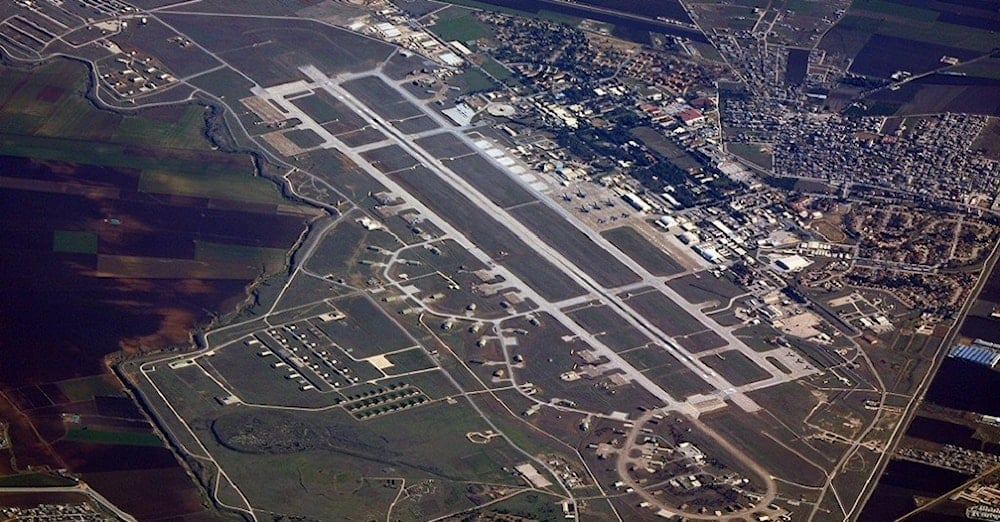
[821,0,999,79]
[52,231,98,254]
[850,34,978,79]
[861,74,1000,116]
[0,54,319,520]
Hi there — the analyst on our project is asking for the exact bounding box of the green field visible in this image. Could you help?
[430,13,493,42]
[852,0,940,22]
[138,169,287,204]
[831,12,998,52]
[383,348,437,375]
[481,56,513,80]
[194,241,288,274]
[55,375,123,402]
[0,61,211,152]
[458,68,497,93]
[440,0,582,27]
[483,490,564,521]
[727,142,773,170]
[63,428,164,447]
[0,473,78,487]
[112,105,212,151]
[53,230,98,254]
[0,60,304,209]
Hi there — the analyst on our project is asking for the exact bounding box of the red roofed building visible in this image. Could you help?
[677,108,704,126]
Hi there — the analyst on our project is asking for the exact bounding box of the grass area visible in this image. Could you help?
[950,58,1000,80]
[481,57,513,80]
[734,323,781,352]
[727,142,773,170]
[667,272,746,307]
[601,226,685,277]
[566,304,651,352]
[439,0,582,27]
[138,169,286,204]
[112,106,211,151]
[383,348,436,375]
[0,473,77,487]
[95,255,264,279]
[459,68,497,93]
[631,127,702,171]
[0,133,246,178]
[536,9,584,26]
[971,117,1000,161]
[485,490,564,521]
[1,61,303,211]
[430,13,493,41]
[53,230,98,254]
[63,428,164,447]
[55,375,122,402]
[852,0,940,22]
[699,350,770,386]
[624,289,706,336]
[833,13,997,52]
[688,41,726,63]
[194,241,288,274]
[0,61,211,151]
